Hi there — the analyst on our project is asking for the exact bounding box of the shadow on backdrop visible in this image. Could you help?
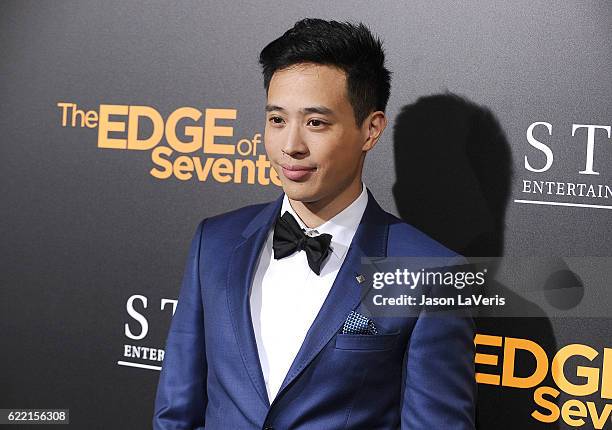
[392,93,560,429]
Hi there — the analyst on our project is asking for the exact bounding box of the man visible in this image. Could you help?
[154,18,475,429]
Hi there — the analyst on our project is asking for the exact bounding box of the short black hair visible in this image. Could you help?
[259,18,391,127]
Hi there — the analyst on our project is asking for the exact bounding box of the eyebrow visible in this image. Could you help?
[265,104,335,116]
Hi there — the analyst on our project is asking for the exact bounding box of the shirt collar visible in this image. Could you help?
[280,182,368,261]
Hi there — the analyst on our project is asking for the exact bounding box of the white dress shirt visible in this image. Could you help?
[249,183,369,402]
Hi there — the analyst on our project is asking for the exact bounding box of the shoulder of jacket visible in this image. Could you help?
[197,200,271,234]
[384,212,461,259]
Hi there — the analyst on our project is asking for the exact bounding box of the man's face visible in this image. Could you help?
[264,62,368,205]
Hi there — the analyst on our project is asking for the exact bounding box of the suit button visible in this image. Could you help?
[263,427,274,430]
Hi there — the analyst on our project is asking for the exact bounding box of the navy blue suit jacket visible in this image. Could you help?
[153,189,476,429]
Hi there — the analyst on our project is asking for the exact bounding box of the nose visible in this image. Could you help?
[281,123,308,157]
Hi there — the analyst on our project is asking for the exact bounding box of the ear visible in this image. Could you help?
[361,111,388,152]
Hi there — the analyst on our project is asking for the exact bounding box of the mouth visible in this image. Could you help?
[280,164,317,181]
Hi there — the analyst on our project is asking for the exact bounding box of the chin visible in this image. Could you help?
[281,182,320,203]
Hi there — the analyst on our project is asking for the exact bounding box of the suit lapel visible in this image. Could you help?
[226,194,283,408]
[226,189,390,409]
[275,188,389,399]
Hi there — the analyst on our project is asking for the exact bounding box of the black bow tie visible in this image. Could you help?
[272,211,332,276]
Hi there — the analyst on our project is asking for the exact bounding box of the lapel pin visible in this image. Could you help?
[355,274,366,284]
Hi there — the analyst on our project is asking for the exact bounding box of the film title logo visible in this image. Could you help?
[57,102,281,186]
[476,334,612,428]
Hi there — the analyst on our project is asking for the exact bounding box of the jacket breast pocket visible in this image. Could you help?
[334,331,400,351]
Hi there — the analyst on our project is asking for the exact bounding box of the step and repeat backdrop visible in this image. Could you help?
[1,1,611,429]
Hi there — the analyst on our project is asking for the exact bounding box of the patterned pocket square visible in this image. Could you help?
[341,310,378,335]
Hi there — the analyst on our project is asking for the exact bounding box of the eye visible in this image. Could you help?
[268,116,285,125]
[307,119,327,127]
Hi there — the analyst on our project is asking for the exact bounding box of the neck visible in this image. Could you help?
[288,179,363,228]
